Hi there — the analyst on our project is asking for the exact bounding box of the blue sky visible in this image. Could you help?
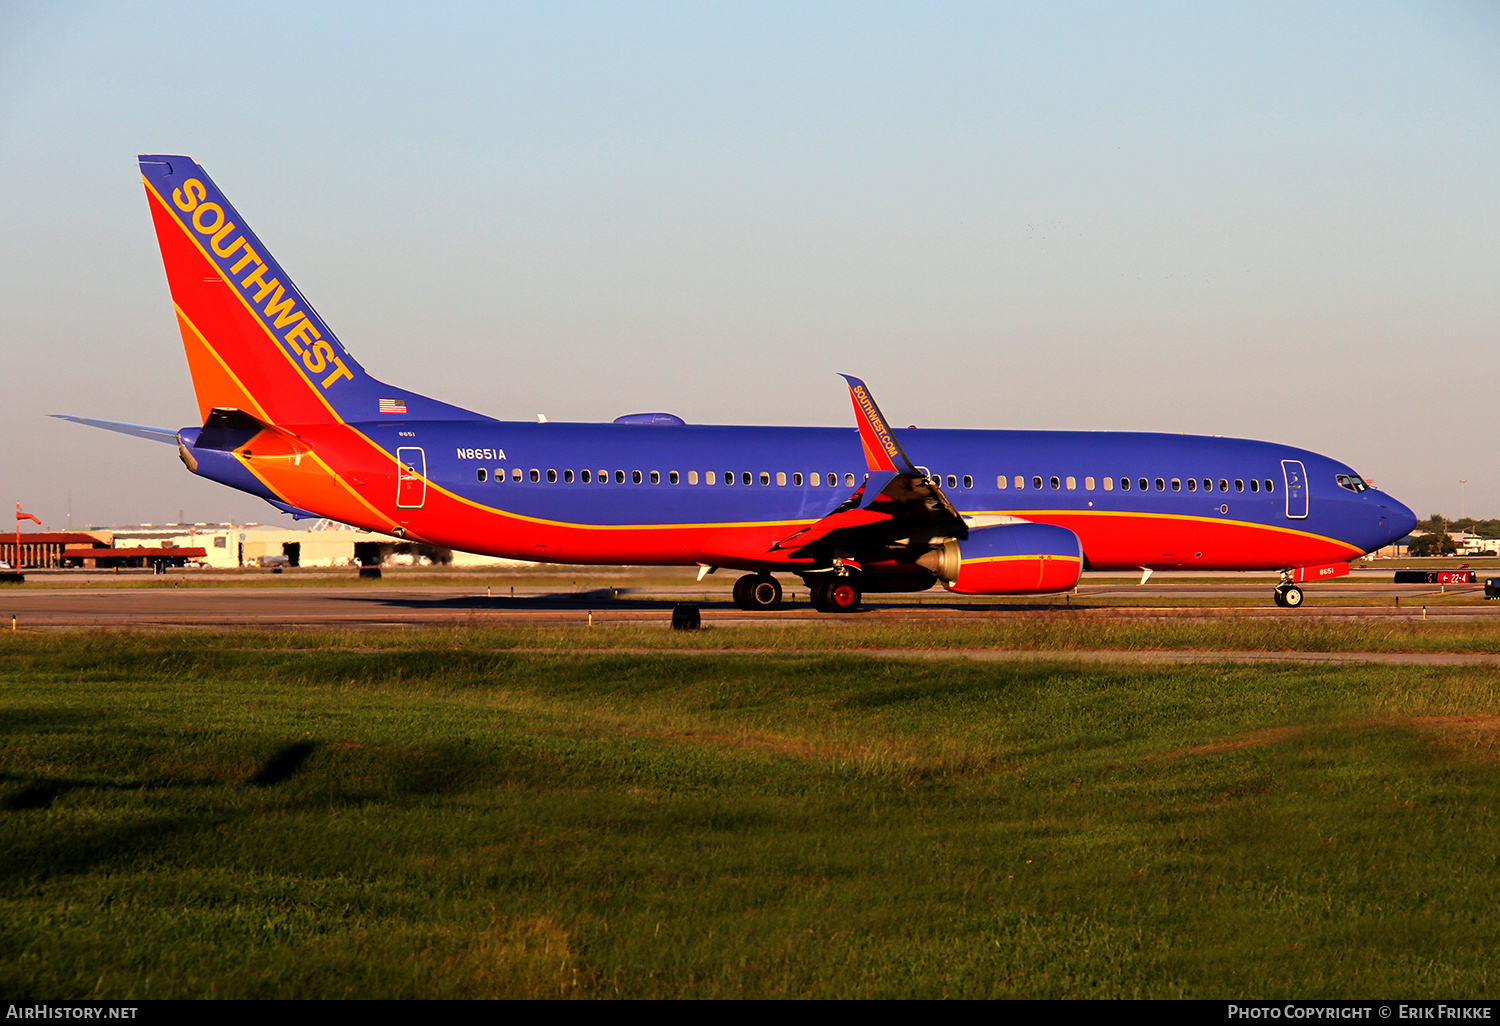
[2,1,1498,528]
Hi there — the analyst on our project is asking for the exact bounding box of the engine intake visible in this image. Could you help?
[917,522,1083,595]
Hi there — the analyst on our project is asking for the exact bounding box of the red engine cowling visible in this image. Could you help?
[918,522,1083,595]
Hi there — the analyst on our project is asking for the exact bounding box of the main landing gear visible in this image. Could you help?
[809,575,862,613]
[1273,583,1304,608]
[732,572,862,613]
[732,573,783,611]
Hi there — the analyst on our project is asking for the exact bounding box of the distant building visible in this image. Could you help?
[2,531,112,568]
[1451,532,1499,556]
[11,521,534,570]
[0,530,212,569]
[1366,538,1408,559]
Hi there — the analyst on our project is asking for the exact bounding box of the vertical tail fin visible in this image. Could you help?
[138,155,476,426]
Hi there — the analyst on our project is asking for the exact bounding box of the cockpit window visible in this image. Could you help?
[1336,473,1368,493]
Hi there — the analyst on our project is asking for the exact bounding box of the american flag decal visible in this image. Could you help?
[378,398,407,415]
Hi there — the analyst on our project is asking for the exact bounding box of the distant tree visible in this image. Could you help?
[1408,515,1457,557]
[1452,517,1500,539]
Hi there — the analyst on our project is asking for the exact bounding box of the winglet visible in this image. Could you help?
[839,374,920,477]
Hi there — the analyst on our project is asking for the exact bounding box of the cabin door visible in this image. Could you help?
[396,447,427,509]
[1281,459,1308,519]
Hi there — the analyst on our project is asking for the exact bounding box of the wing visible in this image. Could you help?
[772,375,964,559]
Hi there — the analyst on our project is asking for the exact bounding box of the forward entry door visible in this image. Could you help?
[1281,459,1308,519]
[396,447,427,509]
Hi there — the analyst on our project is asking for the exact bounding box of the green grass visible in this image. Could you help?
[41,617,1499,654]
[2,630,1498,998]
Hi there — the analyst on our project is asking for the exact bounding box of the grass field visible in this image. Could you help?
[2,629,1498,998]
[64,617,1500,654]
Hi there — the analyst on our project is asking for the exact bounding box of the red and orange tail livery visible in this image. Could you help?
[138,155,476,428]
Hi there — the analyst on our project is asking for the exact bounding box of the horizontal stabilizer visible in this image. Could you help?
[50,414,178,445]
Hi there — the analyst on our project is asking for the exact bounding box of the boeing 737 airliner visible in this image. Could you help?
[56,155,1416,611]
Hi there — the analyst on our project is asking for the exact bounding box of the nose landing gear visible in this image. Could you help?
[1273,582,1304,608]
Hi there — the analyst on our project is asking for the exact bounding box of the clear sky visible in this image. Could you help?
[2,1,1497,529]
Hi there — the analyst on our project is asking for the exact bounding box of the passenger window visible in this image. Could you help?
[1250,478,1259,493]
[547,469,557,483]
[963,475,973,489]
[1234,479,1244,492]
[1170,478,1180,492]
[512,468,522,482]
[582,470,591,483]
[1015,476,1025,489]
[1155,478,1165,491]
[1219,479,1228,492]
[564,469,574,483]
[725,471,734,486]
[496,468,505,483]
[1102,477,1112,491]
[1050,476,1060,490]
[946,474,957,488]
[1085,477,1095,491]
[1121,478,1131,491]
[810,473,821,486]
[1265,479,1274,493]
[760,472,770,486]
[669,471,679,484]
[1065,476,1076,490]
[793,473,803,486]
[632,470,642,484]
[615,470,625,484]
[777,472,786,486]
[1139,478,1148,492]
[650,471,660,484]
[1186,478,1195,491]
[844,473,856,487]
[688,471,698,485]
[477,468,487,482]
[1033,476,1043,490]
[997,476,1007,490]
[706,471,717,485]
[529,469,540,483]
[743,472,753,486]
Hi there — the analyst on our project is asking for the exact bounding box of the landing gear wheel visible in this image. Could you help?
[808,578,829,611]
[732,574,752,609]
[742,574,782,611]
[812,576,862,613]
[1274,584,1303,608]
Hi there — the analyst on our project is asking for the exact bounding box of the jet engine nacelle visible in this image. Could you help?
[918,522,1083,595]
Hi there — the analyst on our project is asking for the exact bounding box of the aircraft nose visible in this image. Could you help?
[1377,494,1417,545]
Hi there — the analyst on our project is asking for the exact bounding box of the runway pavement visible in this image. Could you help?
[1,572,1496,629]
